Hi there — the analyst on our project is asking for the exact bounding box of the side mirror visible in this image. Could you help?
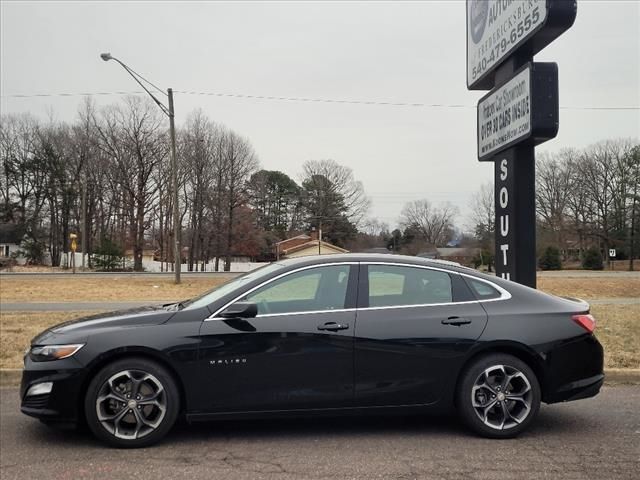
[219,302,258,319]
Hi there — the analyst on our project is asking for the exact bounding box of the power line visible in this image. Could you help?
[1,90,638,111]
[2,91,146,98]
[121,67,167,98]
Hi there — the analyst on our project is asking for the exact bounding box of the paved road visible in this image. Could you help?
[0,301,174,312]
[1,386,638,480]
[1,270,638,279]
[0,271,239,278]
[537,270,640,278]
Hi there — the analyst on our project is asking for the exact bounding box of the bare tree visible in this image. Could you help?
[94,97,168,271]
[468,181,494,270]
[300,159,370,227]
[536,150,574,258]
[400,199,458,247]
[222,129,259,271]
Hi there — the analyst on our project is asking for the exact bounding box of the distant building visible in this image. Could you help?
[361,247,393,255]
[275,232,349,259]
[436,247,480,266]
[0,223,22,260]
[416,247,439,260]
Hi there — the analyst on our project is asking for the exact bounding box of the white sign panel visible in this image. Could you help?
[478,66,531,160]
[609,249,616,258]
[467,0,548,89]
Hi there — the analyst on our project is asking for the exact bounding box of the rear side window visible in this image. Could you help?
[367,265,453,307]
[466,278,502,300]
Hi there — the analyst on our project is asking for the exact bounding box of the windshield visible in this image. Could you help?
[181,263,284,311]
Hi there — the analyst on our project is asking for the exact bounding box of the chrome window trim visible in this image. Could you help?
[358,300,480,312]
[255,308,357,318]
[205,260,511,321]
[457,271,512,302]
[205,262,358,321]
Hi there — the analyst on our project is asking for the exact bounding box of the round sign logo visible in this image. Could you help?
[469,0,488,44]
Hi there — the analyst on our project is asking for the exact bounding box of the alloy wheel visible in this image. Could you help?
[471,364,532,430]
[95,369,167,440]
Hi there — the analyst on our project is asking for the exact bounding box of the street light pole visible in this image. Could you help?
[100,53,181,283]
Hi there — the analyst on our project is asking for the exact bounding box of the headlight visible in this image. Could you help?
[29,344,85,362]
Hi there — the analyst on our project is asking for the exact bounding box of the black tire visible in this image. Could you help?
[456,353,541,439]
[84,357,180,448]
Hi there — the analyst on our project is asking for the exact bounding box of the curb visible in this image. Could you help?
[0,369,22,387]
[2,368,640,388]
[603,368,640,385]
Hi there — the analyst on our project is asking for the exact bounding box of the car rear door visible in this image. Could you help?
[354,263,488,407]
[196,263,358,413]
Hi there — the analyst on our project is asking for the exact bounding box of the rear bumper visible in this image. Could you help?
[542,334,604,404]
[545,373,604,404]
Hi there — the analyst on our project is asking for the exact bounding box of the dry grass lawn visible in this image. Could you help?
[537,277,640,299]
[590,304,640,370]
[1,275,638,304]
[0,277,226,302]
[1,304,637,370]
[0,311,98,369]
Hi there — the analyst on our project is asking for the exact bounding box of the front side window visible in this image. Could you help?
[367,265,453,307]
[182,263,284,310]
[242,264,351,315]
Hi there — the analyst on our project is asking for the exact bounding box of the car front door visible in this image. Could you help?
[354,263,488,407]
[197,263,358,413]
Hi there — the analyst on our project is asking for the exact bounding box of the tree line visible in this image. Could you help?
[0,98,371,271]
[469,138,640,269]
[2,96,636,272]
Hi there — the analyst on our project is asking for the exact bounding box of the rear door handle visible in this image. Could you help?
[317,322,349,331]
[441,316,472,326]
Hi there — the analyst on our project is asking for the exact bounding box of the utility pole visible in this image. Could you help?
[168,88,181,283]
[81,173,87,269]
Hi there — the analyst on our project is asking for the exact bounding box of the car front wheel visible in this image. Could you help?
[457,353,541,438]
[84,357,179,448]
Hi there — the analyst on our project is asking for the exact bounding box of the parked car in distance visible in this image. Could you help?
[21,254,604,447]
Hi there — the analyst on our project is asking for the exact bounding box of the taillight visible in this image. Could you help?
[572,314,596,333]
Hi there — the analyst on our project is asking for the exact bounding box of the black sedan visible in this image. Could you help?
[21,254,604,447]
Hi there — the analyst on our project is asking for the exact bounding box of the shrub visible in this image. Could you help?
[582,248,604,270]
[472,249,494,271]
[538,246,562,270]
[92,238,125,271]
[17,237,46,265]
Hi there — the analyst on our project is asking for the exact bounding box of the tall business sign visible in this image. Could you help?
[466,0,576,287]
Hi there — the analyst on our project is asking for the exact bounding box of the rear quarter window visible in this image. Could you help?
[466,278,502,300]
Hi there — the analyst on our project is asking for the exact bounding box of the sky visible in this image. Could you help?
[1,0,639,230]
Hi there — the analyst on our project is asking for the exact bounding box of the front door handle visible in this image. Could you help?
[441,316,472,326]
[317,322,349,331]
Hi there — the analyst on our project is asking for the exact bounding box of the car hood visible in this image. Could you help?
[32,305,176,345]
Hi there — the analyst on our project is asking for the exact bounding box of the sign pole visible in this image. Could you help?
[467,0,575,288]
[492,55,537,288]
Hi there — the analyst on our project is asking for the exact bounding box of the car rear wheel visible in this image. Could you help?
[457,353,540,438]
[84,357,179,448]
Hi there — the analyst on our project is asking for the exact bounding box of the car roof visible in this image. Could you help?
[274,253,475,274]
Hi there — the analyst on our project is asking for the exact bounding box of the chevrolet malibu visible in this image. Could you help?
[21,254,604,447]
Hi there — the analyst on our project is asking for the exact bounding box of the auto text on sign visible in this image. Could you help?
[478,66,531,159]
[467,0,547,88]
[497,157,511,281]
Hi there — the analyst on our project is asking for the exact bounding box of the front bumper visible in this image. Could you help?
[20,357,87,424]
